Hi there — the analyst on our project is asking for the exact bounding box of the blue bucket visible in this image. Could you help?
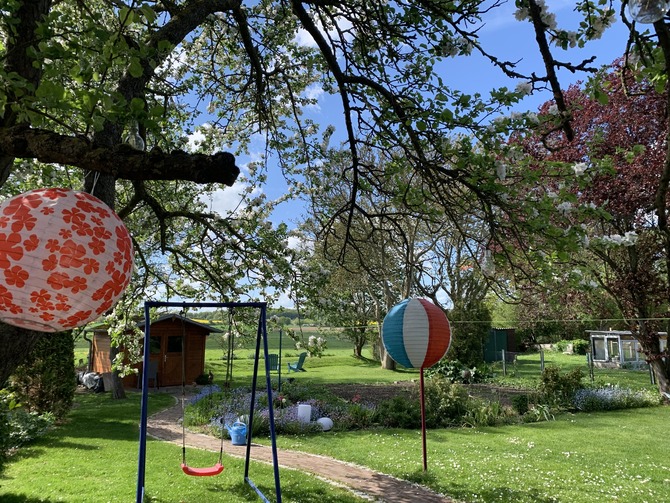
[225,421,247,446]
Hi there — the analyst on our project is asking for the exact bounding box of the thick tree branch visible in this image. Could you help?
[528,0,575,142]
[0,125,240,185]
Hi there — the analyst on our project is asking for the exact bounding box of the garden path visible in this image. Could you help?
[146,395,453,503]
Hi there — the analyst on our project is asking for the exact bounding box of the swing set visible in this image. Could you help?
[136,301,282,503]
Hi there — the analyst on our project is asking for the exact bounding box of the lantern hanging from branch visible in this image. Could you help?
[382,298,451,472]
[0,188,134,332]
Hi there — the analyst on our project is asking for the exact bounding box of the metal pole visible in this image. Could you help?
[420,368,427,472]
[502,349,507,376]
[136,303,152,503]
[278,327,283,393]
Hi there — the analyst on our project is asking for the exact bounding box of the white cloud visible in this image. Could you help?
[200,178,262,218]
[294,15,353,48]
[187,129,206,151]
[272,290,295,309]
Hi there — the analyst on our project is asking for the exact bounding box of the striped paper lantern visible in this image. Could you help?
[0,188,134,332]
[382,298,451,369]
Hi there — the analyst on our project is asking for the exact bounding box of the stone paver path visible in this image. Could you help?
[147,400,452,502]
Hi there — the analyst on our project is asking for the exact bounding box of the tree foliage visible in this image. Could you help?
[513,60,670,392]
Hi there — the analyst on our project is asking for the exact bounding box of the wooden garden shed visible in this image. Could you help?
[90,314,222,388]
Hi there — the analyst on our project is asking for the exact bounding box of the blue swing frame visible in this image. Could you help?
[136,301,282,503]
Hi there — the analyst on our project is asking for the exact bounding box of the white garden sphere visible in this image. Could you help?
[316,417,333,431]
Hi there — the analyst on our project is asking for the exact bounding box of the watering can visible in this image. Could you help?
[225,421,247,446]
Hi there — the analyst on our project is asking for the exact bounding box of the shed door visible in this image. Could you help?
[162,335,183,386]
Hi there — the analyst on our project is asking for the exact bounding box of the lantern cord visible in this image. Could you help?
[179,311,225,476]
[90,171,100,195]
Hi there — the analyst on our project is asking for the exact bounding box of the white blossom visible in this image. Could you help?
[622,231,638,246]
[556,201,573,215]
[515,81,533,96]
[495,161,507,181]
[599,232,638,247]
[514,7,530,22]
[541,11,557,30]
[525,112,539,124]
[589,10,616,41]
[573,162,587,176]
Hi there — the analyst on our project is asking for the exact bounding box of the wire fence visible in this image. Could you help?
[491,348,657,385]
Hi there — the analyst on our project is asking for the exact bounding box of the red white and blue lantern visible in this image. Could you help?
[382,298,451,369]
[0,188,134,333]
[382,298,452,472]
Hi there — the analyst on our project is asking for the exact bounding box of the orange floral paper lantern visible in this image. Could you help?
[0,188,134,332]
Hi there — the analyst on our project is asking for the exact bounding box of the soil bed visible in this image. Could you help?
[325,382,531,407]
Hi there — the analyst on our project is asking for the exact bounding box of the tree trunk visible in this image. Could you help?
[650,358,670,395]
[85,172,126,399]
[353,339,363,358]
[0,323,44,387]
[381,348,396,370]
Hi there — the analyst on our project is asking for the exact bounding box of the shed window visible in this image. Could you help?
[167,336,183,353]
[621,340,637,362]
[150,336,161,355]
[593,337,606,360]
[607,339,620,360]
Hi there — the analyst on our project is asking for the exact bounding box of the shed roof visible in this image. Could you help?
[88,313,223,334]
[586,330,667,337]
[138,313,223,333]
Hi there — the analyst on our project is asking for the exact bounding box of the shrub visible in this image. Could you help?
[571,339,589,355]
[0,393,10,474]
[424,378,470,427]
[426,359,491,383]
[9,332,76,419]
[8,409,54,447]
[1,388,54,471]
[372,396,420,429]
[539,365,584,408]
[463,399,515,427]
[511,394,530,415]
[573,386,661,412]
[522,403,554,423]
[554,340,570,352]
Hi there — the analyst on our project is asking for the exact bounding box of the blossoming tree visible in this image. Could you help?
[512,60,670,394]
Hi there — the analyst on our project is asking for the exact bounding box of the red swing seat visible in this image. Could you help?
[181,462,224,477]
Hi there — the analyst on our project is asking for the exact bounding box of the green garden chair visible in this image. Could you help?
[267,353,279,372]
[287,352,308,372]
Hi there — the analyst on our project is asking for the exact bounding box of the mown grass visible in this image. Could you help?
[274,407,669,503]
[58,337,668,503]
[0,392,367,503]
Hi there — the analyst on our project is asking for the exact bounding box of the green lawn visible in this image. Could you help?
[273,407,669,503]
[0,393,366,503]
[53,340,668,503]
